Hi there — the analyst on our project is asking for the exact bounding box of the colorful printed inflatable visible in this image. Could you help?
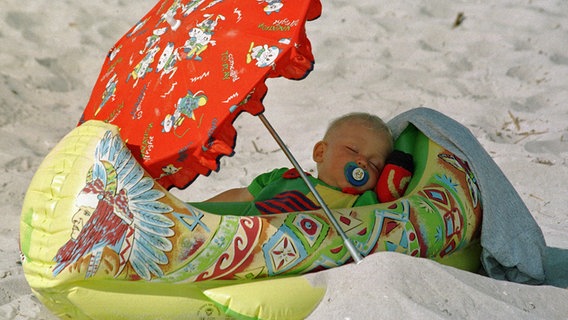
[20,120,482,319]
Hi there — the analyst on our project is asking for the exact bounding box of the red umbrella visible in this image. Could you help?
[80,0,322,190]
[80,0,363,262]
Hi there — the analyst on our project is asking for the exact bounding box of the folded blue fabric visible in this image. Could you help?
[388,107,546,284]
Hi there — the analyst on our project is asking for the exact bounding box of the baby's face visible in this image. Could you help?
[314,122,392,193]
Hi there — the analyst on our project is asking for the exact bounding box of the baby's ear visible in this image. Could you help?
[312,141,326,163]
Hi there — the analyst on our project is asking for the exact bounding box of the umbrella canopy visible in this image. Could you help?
[80,0,322,189]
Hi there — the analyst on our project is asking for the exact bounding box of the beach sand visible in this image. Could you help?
[1,0,567,319]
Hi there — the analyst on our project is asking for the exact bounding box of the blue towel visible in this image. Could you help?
[388,107,546,284]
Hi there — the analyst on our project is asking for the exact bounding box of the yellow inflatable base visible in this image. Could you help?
[34,276,325,320]
[21,119,483,319]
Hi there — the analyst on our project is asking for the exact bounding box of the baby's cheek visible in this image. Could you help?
[370,178,379,189]
[371,169,381,183]
[365,175,379,191]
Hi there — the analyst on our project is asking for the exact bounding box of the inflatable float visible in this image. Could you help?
[20,120,482,319]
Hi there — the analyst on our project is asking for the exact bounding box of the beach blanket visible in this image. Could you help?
[388,107,546,284]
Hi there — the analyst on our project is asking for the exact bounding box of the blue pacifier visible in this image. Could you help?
[344,162,369,187]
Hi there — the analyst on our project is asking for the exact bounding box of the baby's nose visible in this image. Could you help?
[356,158,367,169]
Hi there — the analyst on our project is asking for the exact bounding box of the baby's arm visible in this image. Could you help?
[205,168,286,202]
[205,187,254,202]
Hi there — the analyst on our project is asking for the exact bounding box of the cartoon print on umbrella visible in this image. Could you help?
[156,41,181,79]
[53,130,175,280]
[184,14,224,61]
[161,90,208,136]
[141,27,167,55]
[247,43,280,67]
[262,0,284,14]
[96,74,118,116]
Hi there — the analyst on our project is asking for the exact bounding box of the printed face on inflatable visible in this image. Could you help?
[313,120,392,193]
[71,206,94,240]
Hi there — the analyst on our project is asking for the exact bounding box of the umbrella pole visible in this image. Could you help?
[257,113,364,264]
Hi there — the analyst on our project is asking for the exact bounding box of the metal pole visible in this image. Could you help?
[258,113,363,264]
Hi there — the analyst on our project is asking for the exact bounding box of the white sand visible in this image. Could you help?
[1,0,567,319]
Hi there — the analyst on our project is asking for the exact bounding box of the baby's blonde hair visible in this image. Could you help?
[324,112,393,148]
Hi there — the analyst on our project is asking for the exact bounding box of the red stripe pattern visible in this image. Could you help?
[255,190,320,214]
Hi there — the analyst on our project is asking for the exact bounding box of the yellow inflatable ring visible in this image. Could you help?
[20,120,482,319]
